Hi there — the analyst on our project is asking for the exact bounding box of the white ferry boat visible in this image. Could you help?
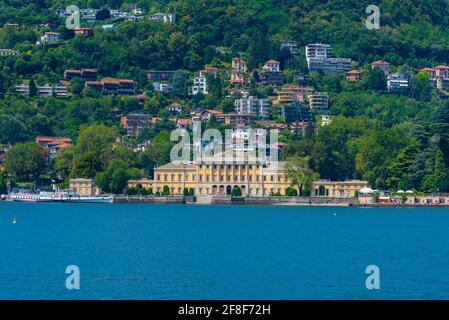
[10,191,113,204]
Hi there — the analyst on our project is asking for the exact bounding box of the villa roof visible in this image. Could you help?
[372,60,389,65]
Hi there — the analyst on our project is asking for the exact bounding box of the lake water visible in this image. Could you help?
[1,202,449,299]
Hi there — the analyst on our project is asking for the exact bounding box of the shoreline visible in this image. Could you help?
[2,195,449,208]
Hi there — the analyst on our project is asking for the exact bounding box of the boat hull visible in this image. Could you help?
[10,195,113,204]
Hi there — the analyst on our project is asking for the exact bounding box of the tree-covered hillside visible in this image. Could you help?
[1,0,449,195]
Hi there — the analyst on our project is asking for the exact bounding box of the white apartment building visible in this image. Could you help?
[263,60,281,72]
[148,13,176,24]
[0,48,18,56]
[320,115,333,126]
[40,32,59,45]
[191,76,208,95]
[309,93,329,112]
[306,43,351,73]
[280,41,298,55]
[234,96,271,118]
[387,73,411,93]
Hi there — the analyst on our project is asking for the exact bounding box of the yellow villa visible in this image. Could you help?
[128,160,369,198]
[128,161,293,197]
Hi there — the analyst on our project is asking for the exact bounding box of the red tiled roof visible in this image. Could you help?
[372,60,389,65]
[35,136,72,144]
[265,59,280,64]
[118,79,134,84]
[434,65,449,69]
[347,70,361,74]
[206,109,223,116]
[177,119,193,126]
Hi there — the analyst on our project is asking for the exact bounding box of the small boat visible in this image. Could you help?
[10,190,113,204]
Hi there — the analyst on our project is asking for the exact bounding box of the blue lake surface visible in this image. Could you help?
[1,202,449,299]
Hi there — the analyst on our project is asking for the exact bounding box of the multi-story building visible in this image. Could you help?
[435,65,449,78]
[263,60,281,72]
[0,48,18,56]
[420,65,449,89]
[280,41,298,55]
[166,102,183,115]
[85,78,135,95]
[191,109,223,122]
[15,83,68,97]
[291,121,315,138]
[258,71,285,86]
[231,57,247,84]
[346,70,362,81]
[191,76,208,95]
[387,73,412,93]
[305,43,351,73]
[35,136,72,159]
[234,96,271,118]
[54,83,68,97]
[177,118,193,129]
[221,114,256,127]
[148,13,176,24]
[272,86,314,105]
[70,178,100,196]
[320,115,333,126]
[120,114,152,137]
[40,32,59,45]
[200,66,219,78]
[128,160,295,197]
[255,60,285,85]
[37,85,53,97]
[146,70,176,81]
[281,102,313,123]
[420,67,437,79]
[64,68,97,80]
[371,60,390,76]
[152,82,172,93]
[74,27,93,37]
[308,93,329,112]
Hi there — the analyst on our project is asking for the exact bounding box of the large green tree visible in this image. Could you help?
[4,142,48,181]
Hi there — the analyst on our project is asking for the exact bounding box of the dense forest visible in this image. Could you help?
[1,0,449,195]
